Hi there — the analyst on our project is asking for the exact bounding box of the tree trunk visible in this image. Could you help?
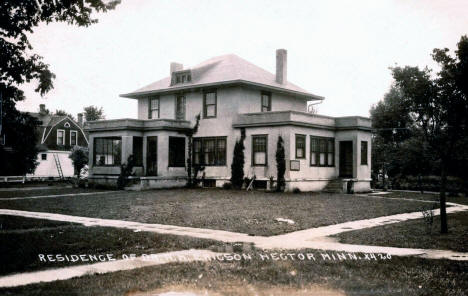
[439,161,448,233]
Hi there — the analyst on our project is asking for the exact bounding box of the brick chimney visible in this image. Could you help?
[276,49,287,84]
[170,62,183,75]
[77,113,83,126]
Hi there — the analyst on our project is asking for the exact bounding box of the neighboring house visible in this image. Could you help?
[29,105,89,178]
[87,49,372,192]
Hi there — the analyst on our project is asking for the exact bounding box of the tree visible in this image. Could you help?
[186,114,201,188]
[370,85,414,189]
[275,135,286,192]
[0,1,119,173]
[230,130,246,189]
[83,105,105,121]
[391,35,468,233]
[69,146,89,177]
[55,109,75,120]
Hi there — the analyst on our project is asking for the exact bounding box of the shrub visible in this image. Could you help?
[292,187,301,194]
[275,136,286,192]
[117,155,136,190]
[231,131,246,189]
[222,182,232,190]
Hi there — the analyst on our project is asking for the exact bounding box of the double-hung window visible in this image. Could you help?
[252,135,268,166]
[175,95,186,120]
[148,97,160,119]
[261,91,271,112]
[310,136,334,167]
[94,137,122,166]
[193,137,226,166]
[203,90,217,118]
[70,130,77,146]
[295,134,306,159]
[57,130,65,146]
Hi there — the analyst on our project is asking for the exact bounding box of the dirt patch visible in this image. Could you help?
[127,283,345,296]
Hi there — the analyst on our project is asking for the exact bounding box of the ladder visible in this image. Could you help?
[53,153,64,179]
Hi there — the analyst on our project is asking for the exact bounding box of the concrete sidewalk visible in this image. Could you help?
[2,200,468,261]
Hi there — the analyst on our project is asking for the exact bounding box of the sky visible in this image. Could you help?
[16,0,468,119]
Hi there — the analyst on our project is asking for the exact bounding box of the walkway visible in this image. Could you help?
[1,199,468,261]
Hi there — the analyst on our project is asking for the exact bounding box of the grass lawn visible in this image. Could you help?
[0,187,108,199]
[334,211,468,252]
[1,249,466,296]
[375,191,468,205]
[0,216,222,276]
[0,188,437,236]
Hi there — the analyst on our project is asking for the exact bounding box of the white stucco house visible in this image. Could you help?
[86,49,372,192]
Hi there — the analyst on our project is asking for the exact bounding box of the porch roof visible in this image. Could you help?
[232,111,372,131]
[84,118,192,132]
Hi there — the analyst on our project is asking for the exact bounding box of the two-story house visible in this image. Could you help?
[87,50,372,192]
[29,104,89,178]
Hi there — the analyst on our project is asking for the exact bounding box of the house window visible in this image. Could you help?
[172,71,192,85]
[57,130,65,145]
[252,135,268,166]
[261,91,271,112]
[193,137,226,166]
[310,136,334,167]
[70,130,77,146]
[203,90,217,118]
[94,137,122,166]
[148,97,160,119]
[175,95,185,120]
[361,141,368,165]
[133,137,143,166]
[41,153,47,160]
[295,134,306,159]
[169,137,186,167]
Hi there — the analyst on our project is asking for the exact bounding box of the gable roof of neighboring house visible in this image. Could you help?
[120,54,324,101]
[29,112,89,147]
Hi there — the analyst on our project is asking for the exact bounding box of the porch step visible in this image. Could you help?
[323,179,344,193]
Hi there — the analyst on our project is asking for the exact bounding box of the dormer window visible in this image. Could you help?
[172,70,192,85]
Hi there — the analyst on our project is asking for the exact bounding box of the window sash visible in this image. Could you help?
[193,137,226,166]
[94,137,121,166]
[203,91,217,118]
[310,136,334,167]
[261,92,271,112]
[70,131,77,146]
[57,130,65,145]
[252,135,267,166]
[295,135,306,159]
[148,97,159,119]
[176,95,185,120]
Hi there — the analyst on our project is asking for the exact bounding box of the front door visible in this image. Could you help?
[146,136,158,176]
[339,141,353,178]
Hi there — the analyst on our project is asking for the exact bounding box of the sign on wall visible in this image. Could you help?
[290,160,300,171]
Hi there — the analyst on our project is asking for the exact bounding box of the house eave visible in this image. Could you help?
[120,80,324,101]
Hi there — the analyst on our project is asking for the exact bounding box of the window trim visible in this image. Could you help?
[93,137,122,167]
[168,136,186,167]
[295,134,306,159]
[252,134,268,166]
[310,136,335,167]
[361,141,368,165]
[148,97,160,119]
[56,129,65,146]
[193,136,227,166]
[203,90,217,118]
[70,130,78,146]
[261,91,272,112]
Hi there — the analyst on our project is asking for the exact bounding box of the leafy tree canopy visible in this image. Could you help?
[55,109,75,120]
[83,105,105,121]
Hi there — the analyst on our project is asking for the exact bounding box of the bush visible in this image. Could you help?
[292,187,301,194]
[231,133,245,189]
[117,155,136,190]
